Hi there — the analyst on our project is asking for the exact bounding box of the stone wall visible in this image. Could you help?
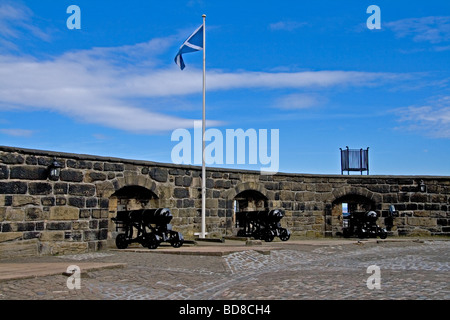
[1,146,449,258]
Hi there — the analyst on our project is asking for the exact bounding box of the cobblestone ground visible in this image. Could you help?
[0,240,448,300]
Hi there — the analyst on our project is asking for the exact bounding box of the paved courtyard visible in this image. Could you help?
[0,238,448,301]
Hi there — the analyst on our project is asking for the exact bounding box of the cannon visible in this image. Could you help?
[235,209,290,242]
[112,208,184,249]
[342,210,387,239]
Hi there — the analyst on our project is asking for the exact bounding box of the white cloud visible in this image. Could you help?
[0,1,51,48]
[273,93,325,110]
[385,16,450,44]
[0,3,414,135]
[394,96,450,138]
[269,21,307,31]
[0,45,412,134]
[0,128,34,137]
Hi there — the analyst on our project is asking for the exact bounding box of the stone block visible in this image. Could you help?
[68,197,85,208]
[55,197,67,206]
[25,155,38,165]
[23,231,40,240]
[46,221,72,230]
[37,156,54,166]
[95,181,115,198]
[15,223,36,234]
[407,217,437,227]
[0,153,24,164]
[182,199,195,208]
[407,228,431,236]
[12,195,40,207]
[25,207,48,221]
[410,193,428,203]
[150,168,169,182]
[60,169,83,182]
[29,182,52,195]
[39,241,88,256]
[303,192,315,201]
[49,206,79,220]
[86,197,97,207]
[72,220,90,230]
[0,181,27,194]
[294,192,304,202]
[67,159,92,169]
[99,219,108,229]
[41,196,55,206]
[280,190,294,201]
[214,180,231,189]
[104,163,124,172]
[175,176,192,187]
[79,209,91,219]
[69,184,96,197]
[53,182,68,194]
[5,208,25,221]
[40,231,65,241]
[206,199,218,208]
[0,232,23,242]
[0,239,38,259]
[316,183,332,192]
[92,209,108,219]
[0,165,8,179]
[10,166,47,180]
[174,187,189,198]
[86,171,107,182]
[84,230,99,241]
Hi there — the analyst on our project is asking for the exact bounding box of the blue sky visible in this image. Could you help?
[0,0,449,175]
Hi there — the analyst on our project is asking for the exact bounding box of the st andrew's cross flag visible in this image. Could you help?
[174,24,203,70]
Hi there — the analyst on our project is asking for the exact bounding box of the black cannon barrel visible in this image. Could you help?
[259,209,284,223]
[142,208,173,225]
[366,210,378,222]
[115,208,173,225]
[114,210,131,222]
[236,209,284,224]
[236,210,264,222]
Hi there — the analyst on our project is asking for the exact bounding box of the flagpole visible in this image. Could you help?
[201,14,207,238]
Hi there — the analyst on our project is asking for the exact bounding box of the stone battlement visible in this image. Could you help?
[1,145,449,258]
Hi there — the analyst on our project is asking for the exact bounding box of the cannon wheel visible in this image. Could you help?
[357,228,368,239]
[378,229,387,239]
[169,231,184,248]
[279,228,290,241]
[342,228,352,238]
[171,239,183,248]
[263,230,274,242]
[237,229,246,237]
[252,230,262,240]
[146,233,159,249]
[115,233,128,249]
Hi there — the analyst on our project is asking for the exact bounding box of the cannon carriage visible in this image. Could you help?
[342,210,387,239]
[112,208,184,249]
[235,209,290,242]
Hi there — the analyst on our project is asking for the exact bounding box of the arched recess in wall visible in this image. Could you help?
[110,185,159,211]
[107,176,160,243]
[108,176,160,211]
[234,190,269,212]
[326,186,379,237]
[221,181,269,231]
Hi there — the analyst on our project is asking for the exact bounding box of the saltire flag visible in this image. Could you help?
[174,24,203,70]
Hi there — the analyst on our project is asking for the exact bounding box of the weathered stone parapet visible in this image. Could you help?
[1,145,449,258]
